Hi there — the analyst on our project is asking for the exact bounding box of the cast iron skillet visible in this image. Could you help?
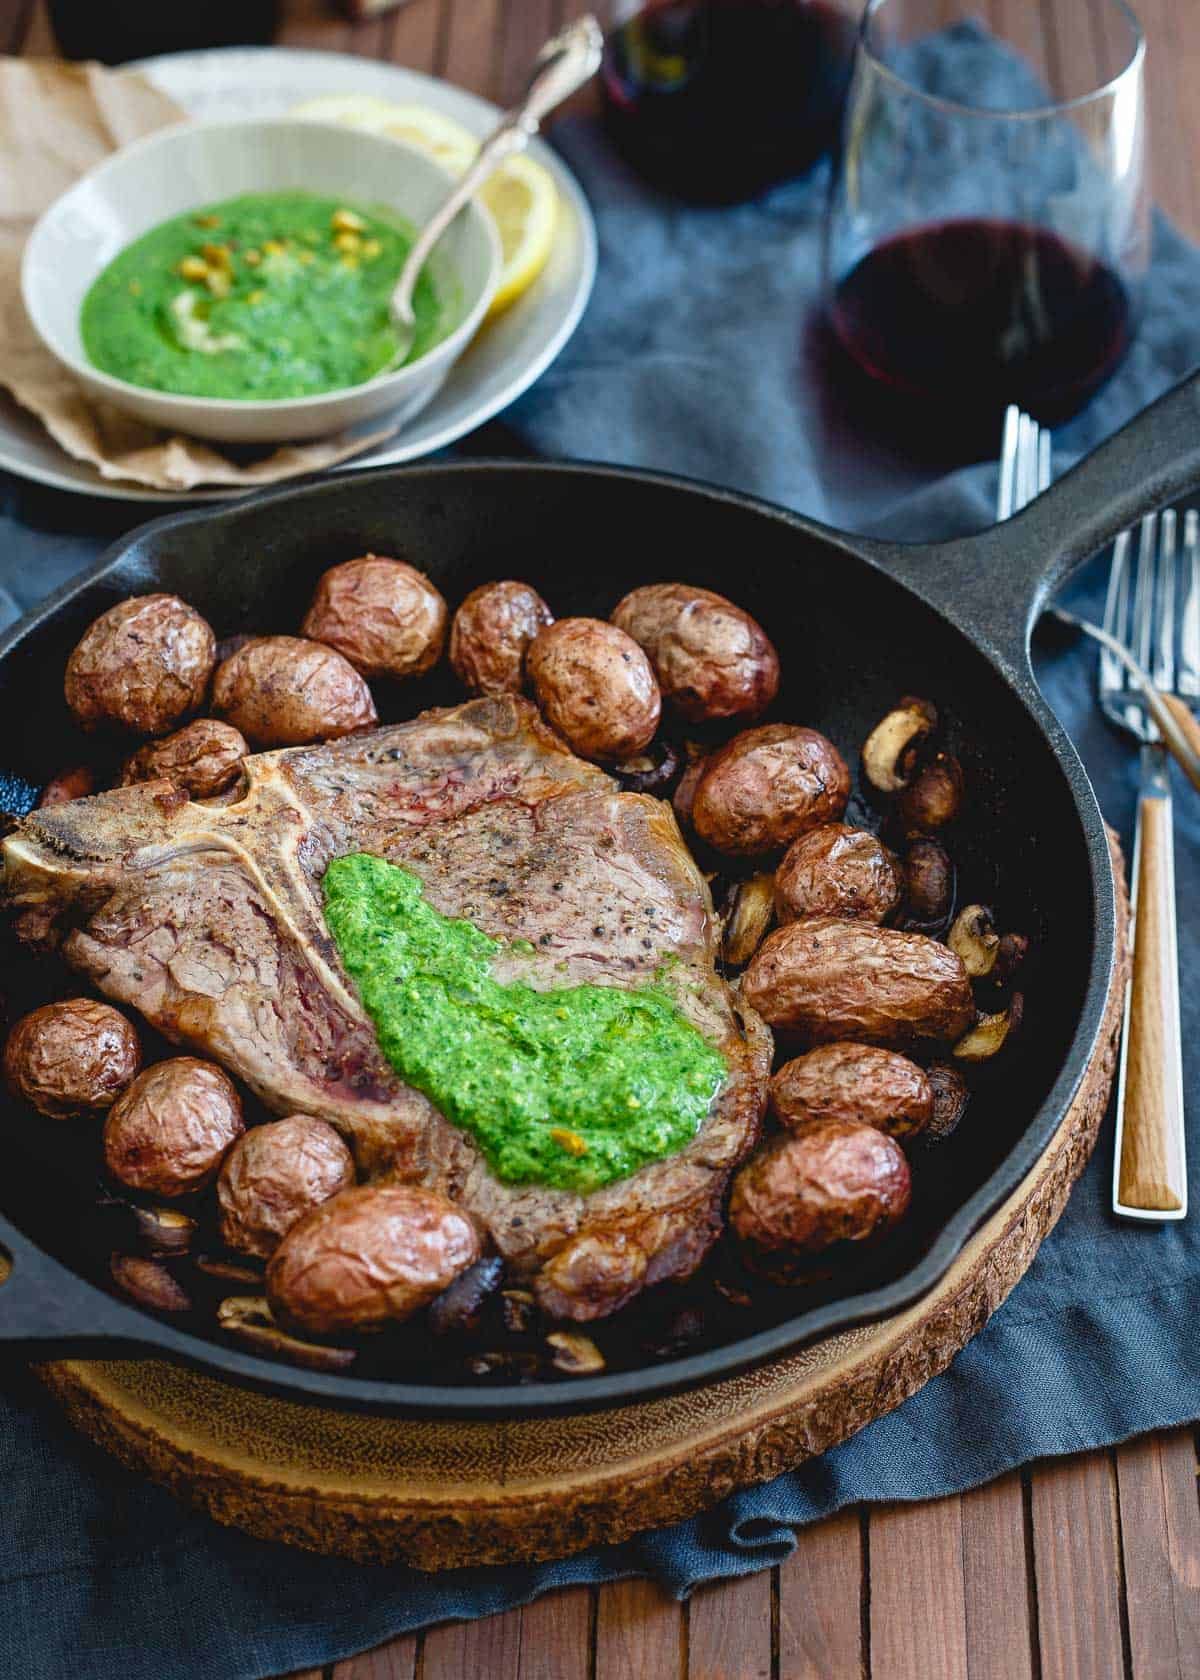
[1,374,1199,1418]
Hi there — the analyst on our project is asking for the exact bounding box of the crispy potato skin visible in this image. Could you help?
[120,719,248,799]
[775,823,902,925]
[527,617,661,761]
[731,1120,911,1257]
[212,635,377,747]
[104,1057,244,1198]
[267,1184,480,1335]
[218,1115,356,1260]
[450,580,554,696]
[4,999,141,1119]
[64,594,216,737]
[38,766,95,808]
[301,556,448,681]
[691,725,850,857]
[771,1042,932,1140]
[611,583,779,722]
[743,916,975,1047]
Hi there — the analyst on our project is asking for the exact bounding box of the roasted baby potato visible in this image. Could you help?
[730,1119,911,1261]
[104,1057,244,1198]
[4,998,141,1119]
[771,1042,933,1140]
[212,635,377,747]
[267,1184,480,1336]
[610,583,779,722]
[742,916,975,1047]
[690,725,850,857]
[218,1114,356,1260]
[38,766,95,808]
[64,594,216,737]
[775,823,902,925]
[120,719,247,800]
[450,580,554,696]
[526,617,661,761]
[301,555,448,681]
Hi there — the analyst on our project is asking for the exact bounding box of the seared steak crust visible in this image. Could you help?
[3,696,771,1319]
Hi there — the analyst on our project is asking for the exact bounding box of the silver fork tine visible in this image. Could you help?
[1131,513,1159,737]
[1037,426,1051,496]
[1154,508,1177,695]
[998,405,1020,521]
[1181,509,1200,699]
[1101,528,1133,711]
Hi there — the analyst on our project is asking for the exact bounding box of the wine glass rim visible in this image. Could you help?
[858,0,1145,121]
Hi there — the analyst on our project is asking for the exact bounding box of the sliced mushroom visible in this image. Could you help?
[427,1254,505,1337]
[900,839,954,929]
[953,993,1024,1062]
[464,1350,543,1381]
[110,1254,191,1314]
[546,1331,606,1375]
[500,1289,538,1338]
[862,697,938,793]
[721,873,776,968]
[923,1061,970,1140]
[613,738,681,794]
[132,1205,197,1257]
[896,752,964,834]
[216,1294,356,1372]
[948,904,1001,977]
[995,932,1029,984]
[195,1253,263,1286]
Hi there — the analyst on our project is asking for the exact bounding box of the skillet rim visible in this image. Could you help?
[0,458,1115,1417]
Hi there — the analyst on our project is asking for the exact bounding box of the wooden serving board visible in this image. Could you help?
[35,837,1130,1570]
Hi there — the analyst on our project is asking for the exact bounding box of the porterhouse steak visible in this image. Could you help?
[3,696,771,1320]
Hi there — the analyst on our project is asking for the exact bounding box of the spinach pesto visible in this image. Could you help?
[323,854,727,1194]
[80,191,449,400]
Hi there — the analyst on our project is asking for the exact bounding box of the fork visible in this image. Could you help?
[1001,408,1190,1220]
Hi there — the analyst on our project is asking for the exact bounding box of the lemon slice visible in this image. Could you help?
[289,94,559,317]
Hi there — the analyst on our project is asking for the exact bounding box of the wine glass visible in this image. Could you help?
[822,0,1148,454]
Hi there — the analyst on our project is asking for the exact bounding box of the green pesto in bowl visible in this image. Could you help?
[79,190,449,400]
[323,853,728,1195]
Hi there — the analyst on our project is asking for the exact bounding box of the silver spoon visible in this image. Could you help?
[385,14,603,369]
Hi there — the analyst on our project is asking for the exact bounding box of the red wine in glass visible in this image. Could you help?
[828,218,1134,440]
[602,0,858,202]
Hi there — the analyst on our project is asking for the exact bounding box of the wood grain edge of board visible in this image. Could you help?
[1116,793,1186,1214]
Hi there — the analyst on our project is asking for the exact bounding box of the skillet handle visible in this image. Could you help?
[0,1217,159,1358]
[862,369,1200,668]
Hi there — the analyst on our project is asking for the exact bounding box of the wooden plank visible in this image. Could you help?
[332,1633,418,1678]
[440,0,504,98]
[383,0,446,75]
[1135,0,1200,239]
[777,1507,864,1680]
[492,0,555,107]
[422,1605,523,1679]
[1029,1453,1126,1680]
[517,1587,592,1680]
[960,1473,1036,1680]
[686,1569,771,1680]
[277,0,354,51]
[595,1577,683,1680]
[869,1497,969,1680]
[1115,1429,1200,1680]
[986,0,1051,84]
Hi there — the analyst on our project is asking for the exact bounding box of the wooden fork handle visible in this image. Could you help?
[1115,791,1188,1217]
[1163,695,1200,771]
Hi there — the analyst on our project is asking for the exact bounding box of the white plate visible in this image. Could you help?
[0,46,597,503]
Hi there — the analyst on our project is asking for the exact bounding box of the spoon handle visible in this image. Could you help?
[390,15,603,330]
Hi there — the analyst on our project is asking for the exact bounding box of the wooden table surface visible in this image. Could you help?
[13,1,1200,1676]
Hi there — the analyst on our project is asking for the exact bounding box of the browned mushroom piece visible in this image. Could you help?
[613,737,682,795]
[211,635,377,747]
[64,594,216,736]
[449,580,554,695]
[690,725,851,858]
[526,617,662,762]
[216,1295,357,1372]
[923,1061,970,1140]
[4,998,141,1119]
[38,766,95,808]
[266,1184,481,1336]
[775,823,903,925]
[730,1119,912,1265]
[720,873,776,968]
[947,903,1001,977]
[900,837,954,929]
[953,993,1024,1063]
[895,751,964,835]
[861,697,938,793]
[103,1057,244,1198]
[742,916,975,1048]
[120,719,248,800]
[301,555,448,681]
[771,1042,933,1140]
[610,582,780,722]
[217,1114,356,1259]
[672,746,711,829]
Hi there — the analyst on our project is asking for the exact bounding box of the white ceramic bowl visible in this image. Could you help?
[21,118,501,444]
